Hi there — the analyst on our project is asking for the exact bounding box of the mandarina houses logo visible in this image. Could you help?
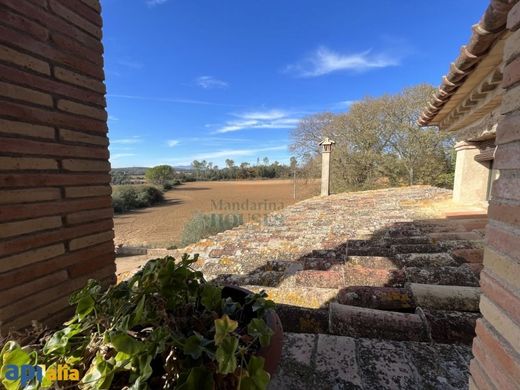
[2,364,80,387]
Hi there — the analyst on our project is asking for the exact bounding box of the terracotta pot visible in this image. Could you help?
[221,286,284,376]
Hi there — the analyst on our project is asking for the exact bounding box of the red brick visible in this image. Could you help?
[58,99,107,120]
[55,0,102,27]
[0,220,113,257]
[0,241,114,289]
[0,216,62,239]
[0,243,65,274]
[0,270,69,303]
[0,197,112,222]
[0,7,49,41]
[496,111,520,145]
[494,142,520,169]
[472,338,520,390]
[80,0,101,13]
[0,156,58,170]
[0,24,104,80]
[0,188,61,204]
[0,101,107,133]
[475,319,520,385]
[59,128,108,146]
[0,44,50,75]
[451,248,484,263]
[480,271,520,326]
[1,0,103,52]
[0,118,54,139]
[0,63,105,107]
[66,207,113,225]
[2,296,71,331]
[65,185,111,198]
[492,171,520,201]
[68,253,114,278]
[470,359,494,390]
[508,1,520,31]
[51,31,103,62]
[62,159,110,172]
[69,230,114,251]
[0,173,110,189]
[488,202,520,227]
[49,0,101,38]
[486,224,520,261]
[54,67,106,93]
[0,137,109,159]
[0,81,53,107]
[504,56,520,89]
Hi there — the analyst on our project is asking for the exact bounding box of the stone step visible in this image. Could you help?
[347,246,393,257]
[395,252,459,268]
[293,266,405,289]
[302,257,345,271]
[404,265,480,287]
[381,236,432,245]
[451,248,484,264]
[337,286,415,311]
[329,303,429,342]
[410,283,481,312]
[391,243,445,254]
[421,309,481,345]
[244,285,338,309]
[346,256,399,270]
[270,332,472,390]
[428,232,483,242]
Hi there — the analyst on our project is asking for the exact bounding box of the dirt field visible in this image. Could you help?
[114,179,319,247]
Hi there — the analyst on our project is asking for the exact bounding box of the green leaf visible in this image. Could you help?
[215,335,238,374]
[0,342,32,390]
[80,354,114,390]
[214,314,238,346]
[130,295,146,327]
[247,318,273,348]
[240,356,270,390]
[109,332,144,355]
[43,325,83,355]
[183,335,205,360]
[200,284,222,311]
[76,295,95,321]
[177,366,214,390]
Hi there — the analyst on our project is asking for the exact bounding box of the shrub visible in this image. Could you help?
[180,213,243,247]
[0,256,275,389]
[112,185,164,213]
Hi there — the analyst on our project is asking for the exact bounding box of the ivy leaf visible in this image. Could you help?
[43,325,83,355]
[214,314,238,346]
[177,366,214,390]
[240,356,270,390]
[247,318,273,348]
[81,354,114,390]
[130,295,146,327]
[183,335,205,360]
[215,335,238,374]
[0,342,32,390]
[201,284,222,311]
[75,295,95,321]
[109,332,144,355]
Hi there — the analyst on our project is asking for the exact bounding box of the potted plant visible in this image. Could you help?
[0,255,283,389]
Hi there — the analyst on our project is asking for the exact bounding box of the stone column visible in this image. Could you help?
[320,138,335,196]
[452,141,490,204]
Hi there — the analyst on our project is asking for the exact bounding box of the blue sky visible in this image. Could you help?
[102,0,489,168]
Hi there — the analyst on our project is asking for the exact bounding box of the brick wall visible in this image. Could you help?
[469,2,520,389]
[0,0,115,331]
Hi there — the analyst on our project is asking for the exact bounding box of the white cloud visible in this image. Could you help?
[196,76,229,89]
[111,136,142,145]
[167,139,180,147]
[215,109,300,133]
[285,46,400,77]
[108,94,239,108]
[146,0,168,6]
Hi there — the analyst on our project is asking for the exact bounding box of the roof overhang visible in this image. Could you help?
[418,0,517,130]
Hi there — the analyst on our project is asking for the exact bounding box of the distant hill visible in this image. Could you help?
[111,166,193,175]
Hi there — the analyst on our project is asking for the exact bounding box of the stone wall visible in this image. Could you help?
[0,0,115,330]
[469,2,520,389]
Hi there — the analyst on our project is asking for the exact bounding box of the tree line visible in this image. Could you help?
[290,84,455,193]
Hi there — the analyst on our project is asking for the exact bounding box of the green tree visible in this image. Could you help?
[145,165,175,186]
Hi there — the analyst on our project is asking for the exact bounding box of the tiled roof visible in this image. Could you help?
[419,0,517,126]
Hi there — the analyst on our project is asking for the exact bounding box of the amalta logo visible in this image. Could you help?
[3,364,79,387]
